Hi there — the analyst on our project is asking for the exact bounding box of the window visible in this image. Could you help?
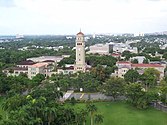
[31,68,36,71]
[31,72,36,74]
[77,43,82,45]
[79,59,81,61]
[79,54,80,56]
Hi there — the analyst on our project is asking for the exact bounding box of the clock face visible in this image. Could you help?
[78,48,81,51]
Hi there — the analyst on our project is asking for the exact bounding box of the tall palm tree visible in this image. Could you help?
[44,107,57,125]
[86,103,97,125]
[80,109,88,125]
[94,114,104,125]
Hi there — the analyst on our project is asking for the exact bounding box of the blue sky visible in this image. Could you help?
[0,0,167,35]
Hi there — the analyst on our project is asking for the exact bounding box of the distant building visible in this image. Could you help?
[114,61,131,78]
[112,43,138,54]
[27,56,64,63]
[111,53,121,58]
[3,60,55,79]
[87,44,110,55]
[28,63,49,79]
[3,67,28,77]
[130,56,146,64]
[2,60,35,77]
[132,64,165,79]
[113,61,165,79]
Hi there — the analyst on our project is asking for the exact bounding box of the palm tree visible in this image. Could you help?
[86,103,97,125]
[44,107,57,125]
[80,109,88,125]
[94,114,104,125]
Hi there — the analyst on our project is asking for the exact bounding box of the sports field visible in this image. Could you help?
[75,101,167,125]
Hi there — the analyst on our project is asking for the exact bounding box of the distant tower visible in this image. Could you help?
[93,33,96,39]
[74,31,86,72]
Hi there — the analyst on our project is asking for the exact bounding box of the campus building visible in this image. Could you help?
[113,61,165,79]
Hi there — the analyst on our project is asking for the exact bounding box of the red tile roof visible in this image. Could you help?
[57,66,74,70]
[77,32,84,35]
[132,64,164,68]
[117,61,131,64]
[17,60,36,65]
[112,53,121,56]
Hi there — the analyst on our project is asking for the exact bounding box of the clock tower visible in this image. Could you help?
[74,31,86,72]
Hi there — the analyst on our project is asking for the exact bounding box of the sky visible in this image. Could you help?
[0,0,167,35]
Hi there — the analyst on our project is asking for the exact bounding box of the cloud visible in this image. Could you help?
[0,0,167,34]
[0,0,15,7]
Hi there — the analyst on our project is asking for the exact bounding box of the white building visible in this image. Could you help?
[27,56,63,63]
[112,43,138,54]
[130,56,146,64]
[28,63,49,79]
[113,61,165,79]
[87,43,110,55]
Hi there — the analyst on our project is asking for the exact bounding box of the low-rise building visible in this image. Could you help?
[87,44,110,55]
[114,61,131,78]
[28,63,49,79]
[132,63,165,79]
[3,67,28,77]
[130,56,146,64]
[111,53,121,58]
[27,56,63,63]
[113,61,165,79]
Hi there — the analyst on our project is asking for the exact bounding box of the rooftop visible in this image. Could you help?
[17,60,36,65]
[77,31,84,35]
[117,61,131,64]
[31,63,48,68]
[132,64,164,68]
[112,53,121,56]
[4,67,28,71]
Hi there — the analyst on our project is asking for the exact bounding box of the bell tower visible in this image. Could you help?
[74,31,86,72]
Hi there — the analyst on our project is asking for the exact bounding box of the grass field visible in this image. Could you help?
[0,98,167,125]
[75,102,167,125]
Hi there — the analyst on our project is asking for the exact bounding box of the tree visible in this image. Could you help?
[125,83,158,109]
[94,114,104,125]
[102,77,125,100]
[141,68,160,90]
[131,59,138,64]
[124,69,139,83]
[143,58,149,64]
[91,65,108,82]
[80,109,88,125]
[125,83,145,108]
[31,74,45,87]
[162,52,167,60]
[86,103,97,125]
[122,51,136,60]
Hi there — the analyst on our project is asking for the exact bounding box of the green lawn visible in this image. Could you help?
[0,99,167,125]
[75,102,167,125]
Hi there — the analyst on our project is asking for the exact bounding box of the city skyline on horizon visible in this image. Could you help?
[0,0,167,35]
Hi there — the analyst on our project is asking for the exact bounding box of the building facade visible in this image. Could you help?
[28,63,49,79]
[87,44,110,55]
[113,61,165,79]
[74,31,86,72]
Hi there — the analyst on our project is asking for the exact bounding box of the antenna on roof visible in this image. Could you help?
[80,28,81,32]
